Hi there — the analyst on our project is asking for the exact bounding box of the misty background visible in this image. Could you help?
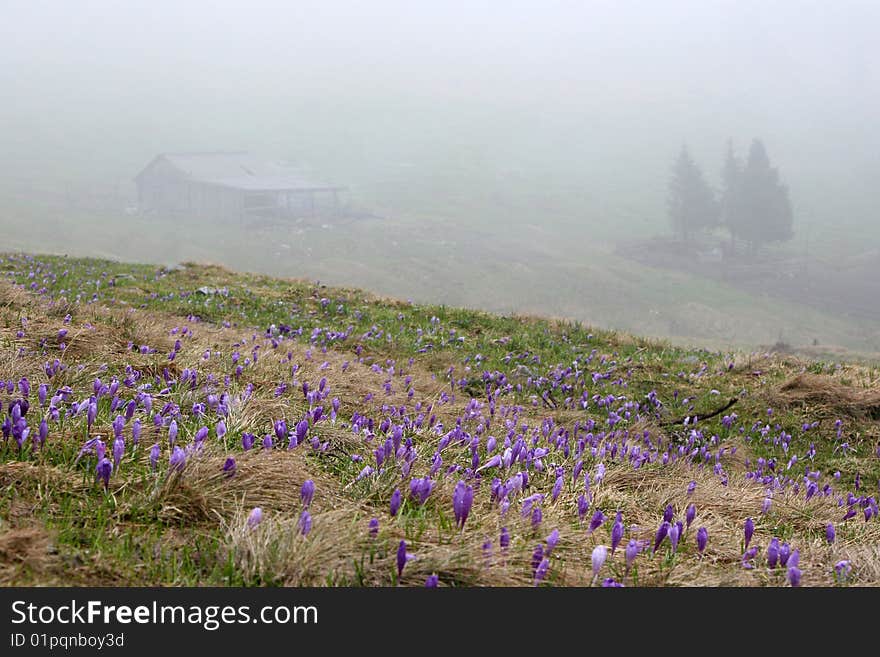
[1,1,878,356]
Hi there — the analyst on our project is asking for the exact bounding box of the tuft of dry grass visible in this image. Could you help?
[770,372,880,420]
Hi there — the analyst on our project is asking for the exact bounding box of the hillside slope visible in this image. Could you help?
[1,253,878,586]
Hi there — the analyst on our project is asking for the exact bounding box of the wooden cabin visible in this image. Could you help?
[134,152,346,221]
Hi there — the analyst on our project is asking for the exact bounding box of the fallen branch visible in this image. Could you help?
[661,397,738,428]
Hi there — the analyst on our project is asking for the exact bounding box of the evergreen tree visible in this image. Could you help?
[728,139,794,251]
[720,139,743,247]
[667,146,719,242]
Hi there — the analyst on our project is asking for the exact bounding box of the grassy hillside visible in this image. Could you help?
[1,252,878,586]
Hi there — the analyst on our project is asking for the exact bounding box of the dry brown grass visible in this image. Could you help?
[770,372,880,421]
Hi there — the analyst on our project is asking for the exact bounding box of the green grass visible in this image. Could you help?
[1,252,878,587]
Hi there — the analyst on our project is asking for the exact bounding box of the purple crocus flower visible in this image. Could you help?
[368,517,379,538]
[247,507,263,529]
[530,505,543,530]
[274,419,287,442]
[168,420,178,446]
[38,419,48,447]
[687,480,697,495]
[113,437,125,469]
[301,479,316,508]
[696,527,708,554]
[601,578,623,587]
[534,557,550,585]
[653,521,670,554]
[611,520,624,554]
[625,539,639,572]
[222,457,236,477]
[826,523,835,544]
[744,517,755,548]
[262,434,273,450]
[834,560,851,582]
[299,510,312,536]
[295,419,309,446]
[131,419,141,445]
[741,546,759,569]
[409,477,434,505]
[530,543,545,574]
[551,476,563,503]
[588,510,606,534]
[390,488,402,516]
[500,526,510,550]
[216,420,227,440]
[169,446,186,472]
[149,444,160,471]
[685,503,696,530]
[779,542,792,567]
[663,504,674,523]
[452,480,474,529]
[668,523,681,553]
[546,528,560,554]
[87,401,97,429]
[396,540,410,577]
[591,545,608,577]
[425,574,439,588]
[787,566,802,587]
[242,432,255,451]
[96,457,112,489]
[194,426,209,446]
[767,537,780,569]
[577,494,589,522]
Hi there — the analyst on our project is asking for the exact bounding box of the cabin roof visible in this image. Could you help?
[135,152,344,192]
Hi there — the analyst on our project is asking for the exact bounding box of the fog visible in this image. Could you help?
[2,1,879,356]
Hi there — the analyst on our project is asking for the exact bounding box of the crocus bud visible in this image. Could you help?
[169,445,186,472]
[696,527,708,554]
[149,444,160,471]
[826,523,835,544]
[591,545,608,576]
[611,521,624,554]
[96,457,112,489]
[653,521,670,554]
[500,526,510,550]
[368,517,379,538]
[779,542,791,567]
[299,510,312,536]
[685,503,696,530]
[390,488,402,517]
[425,574,439,588]
[247,507,263,529]
[767,537,780,568]
[222,457,236,478]
[301,479,315,508]
[452,480,474,529]
[397,540,410,577]
[668,523,680,553]
[744,517,755,548]
[589,510,606,534]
